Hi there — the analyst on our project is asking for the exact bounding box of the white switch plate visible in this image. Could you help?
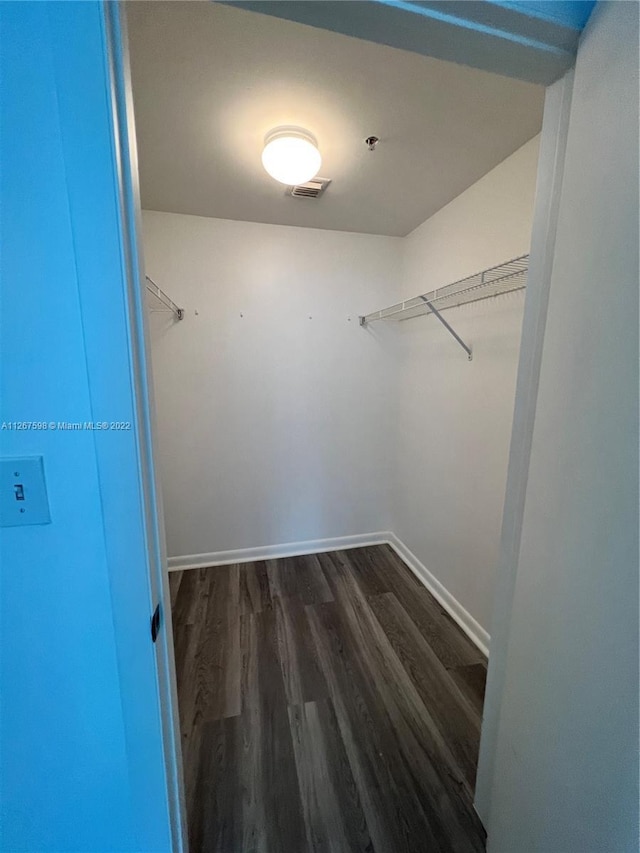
[0,456,51,527]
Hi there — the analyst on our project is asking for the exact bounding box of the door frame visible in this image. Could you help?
[102,3,187,848]
[102,0,580,846]
[474,67,574,821]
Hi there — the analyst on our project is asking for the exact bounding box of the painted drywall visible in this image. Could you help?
[143,211,402,558]
[0,5,134,850]
[486,2,639,850]
[0,4,172,851]
[392,136,540,631]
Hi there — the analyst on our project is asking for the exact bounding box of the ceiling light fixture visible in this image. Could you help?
[261,127,322,186]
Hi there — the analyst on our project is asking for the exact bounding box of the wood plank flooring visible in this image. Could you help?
[169,544,487,852]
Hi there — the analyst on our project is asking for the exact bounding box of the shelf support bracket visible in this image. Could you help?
[420,297,472,360]
[145,276,184,321]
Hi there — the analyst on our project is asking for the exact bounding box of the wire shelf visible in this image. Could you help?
[360,254,528,325]
[145,276,184,321]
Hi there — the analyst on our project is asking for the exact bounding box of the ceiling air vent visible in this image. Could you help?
[289,177,331,199]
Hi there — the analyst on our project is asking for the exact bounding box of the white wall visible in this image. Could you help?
[487,2,639,850]
[393,137,540,632]
[143,212,402,558]
[0,4,172,851]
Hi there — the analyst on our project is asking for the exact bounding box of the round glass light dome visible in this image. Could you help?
[261,127,322,185]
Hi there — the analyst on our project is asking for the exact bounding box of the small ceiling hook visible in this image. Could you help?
[365,136,379,151]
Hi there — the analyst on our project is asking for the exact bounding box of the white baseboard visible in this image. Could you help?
[166,531,391,571]
[167,530,489,656]
[387,533,490,657]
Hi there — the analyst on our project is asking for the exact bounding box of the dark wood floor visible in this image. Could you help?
[169,544,488,853]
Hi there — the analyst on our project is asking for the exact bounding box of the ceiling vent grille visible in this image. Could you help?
[289,177,331,199]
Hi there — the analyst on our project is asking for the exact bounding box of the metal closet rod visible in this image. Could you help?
[358,254,529,360]
[145,275,184,321]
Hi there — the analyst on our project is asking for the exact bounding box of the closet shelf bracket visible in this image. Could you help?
[360,297,472,358]
[420,296,472,360]
[145,276,184,321]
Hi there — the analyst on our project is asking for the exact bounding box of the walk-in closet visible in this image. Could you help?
[5,1,636,850]
[128,2,543,849]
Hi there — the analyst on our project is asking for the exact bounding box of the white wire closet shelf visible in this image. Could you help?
[145,275,184,321]
[359,255,529,360]
[360,255,529,325]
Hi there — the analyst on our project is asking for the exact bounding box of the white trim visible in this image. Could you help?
[168,531,489,657]
[474,68,575,822]
[167,531,390,570]
[104,6,187,849]
[386,534,490,658]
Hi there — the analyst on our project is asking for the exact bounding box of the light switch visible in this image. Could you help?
[0,456,51,527]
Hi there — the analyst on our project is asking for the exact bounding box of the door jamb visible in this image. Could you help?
[103,3,187,849]
[474,68,575,822]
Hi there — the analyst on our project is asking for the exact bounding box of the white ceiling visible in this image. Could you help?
[127,1,544,237]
